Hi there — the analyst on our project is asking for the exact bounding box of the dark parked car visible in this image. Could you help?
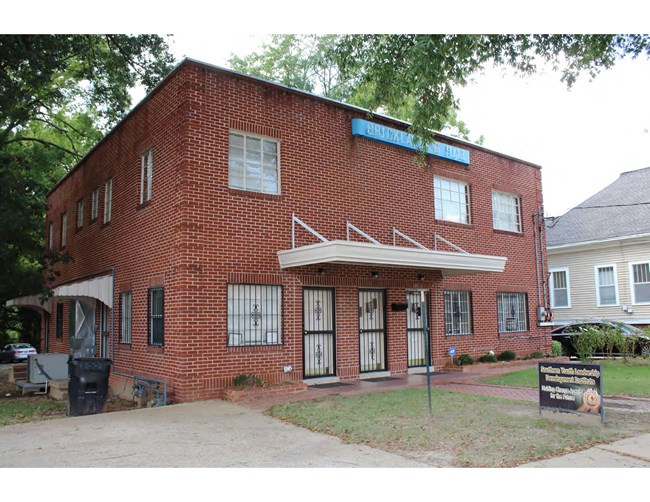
[0,343,37,363]
[552,321,650,357]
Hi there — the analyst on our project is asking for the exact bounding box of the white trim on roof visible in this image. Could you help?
[5,295,52,314]
[277,240,507,277]
[547,232,650,254]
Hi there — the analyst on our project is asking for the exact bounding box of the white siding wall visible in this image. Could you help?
[548,239,650,325]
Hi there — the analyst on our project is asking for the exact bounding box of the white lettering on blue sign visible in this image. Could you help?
[352,118,470,165]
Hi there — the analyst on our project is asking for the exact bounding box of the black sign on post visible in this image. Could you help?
[538,362,604,426]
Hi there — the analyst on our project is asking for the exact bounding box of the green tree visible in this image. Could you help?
[333,34,650,152]
[1,34,175,341]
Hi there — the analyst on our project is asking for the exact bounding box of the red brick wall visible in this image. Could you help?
[44,61,551,403]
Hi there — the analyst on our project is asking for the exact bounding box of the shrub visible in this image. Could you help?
[525,351,545,360]
[457,354,474,366]
[570,326,605,361]
[233,374,263,388]
[497,350,516,361]
[478,354,497,363]
[551,340,563,357]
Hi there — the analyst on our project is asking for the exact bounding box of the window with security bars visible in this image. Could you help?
[55,303,63,338]
[229,133,279,194]
[104,178,113,223]
[596,265,617,306]
[140,149,153,203]
[120,291,132,344]
[228,284,282,346]
[550,269,570,308]
[492,191,521,233]
[631,262,650,304]
[444,290,473,335]
[147,287,164,346]
[497,292,528,333]
[434,177,470,224]
[76,199,84,229]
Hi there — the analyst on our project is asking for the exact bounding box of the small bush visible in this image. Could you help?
[457,354,474,366]
[551,340,563,357]
[525,351,544,360]
[233,374,263,388]
[497,350,516,361]
[478,354,497,363]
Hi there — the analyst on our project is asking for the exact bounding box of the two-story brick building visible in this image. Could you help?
[8,58,552,403]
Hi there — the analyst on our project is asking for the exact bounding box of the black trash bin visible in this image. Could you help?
[67,357,112,416]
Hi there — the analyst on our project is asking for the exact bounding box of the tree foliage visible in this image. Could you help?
[334,34,650,151]
[0,34,174,341]
[228,34,483,143]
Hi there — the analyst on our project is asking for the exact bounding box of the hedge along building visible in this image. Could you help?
[9,58,552,402]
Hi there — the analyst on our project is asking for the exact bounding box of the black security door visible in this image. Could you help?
[406,290,430,368]
[303,288,336,378]
[358,289,387,373]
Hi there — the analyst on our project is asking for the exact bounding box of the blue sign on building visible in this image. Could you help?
[351,118,470,166]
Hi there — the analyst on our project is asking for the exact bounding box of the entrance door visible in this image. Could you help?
[406,290,430,368]
[359,289,387,373]
[100,303,109,358]
[71,300,96,358]
[303,288,336,378]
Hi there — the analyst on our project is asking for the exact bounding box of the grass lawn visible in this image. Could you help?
[267,387,650,467]
[480,358,650,397]
[0,397,66,427]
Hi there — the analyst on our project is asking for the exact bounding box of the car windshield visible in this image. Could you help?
[611,322,643,335]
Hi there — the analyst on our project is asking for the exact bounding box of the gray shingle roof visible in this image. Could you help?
[546,166,650,247]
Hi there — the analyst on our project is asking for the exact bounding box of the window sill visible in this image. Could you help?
[227,344,284,353]
[147,345,164,354]
[493,229,523,237]
[100,221,111,229]
[228,187,282,201]
[435,219,474,230]
[137,200,153,211]
[445,333,474,337]
[498,331,530,337]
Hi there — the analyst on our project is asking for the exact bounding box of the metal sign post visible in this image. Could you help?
[420,290,432,416]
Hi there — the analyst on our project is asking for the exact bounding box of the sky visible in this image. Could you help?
[167,33,650,218]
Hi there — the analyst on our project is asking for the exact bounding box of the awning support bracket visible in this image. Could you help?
[434,233,469,254]
[292,214,329,249]
[346,222,382,245]
[392,228,429,250]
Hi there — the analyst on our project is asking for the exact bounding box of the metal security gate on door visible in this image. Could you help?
[303,288,336,378]
[359,289,387,373]
[406,290,430,368]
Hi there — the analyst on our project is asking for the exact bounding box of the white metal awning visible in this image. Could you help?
[5,295,52,313]
[52,274,114,308]
[277,240,507,276]
[6,274,114,313]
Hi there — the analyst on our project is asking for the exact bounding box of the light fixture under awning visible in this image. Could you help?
[277,240,507,276]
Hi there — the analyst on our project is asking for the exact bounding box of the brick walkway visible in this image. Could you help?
[236,362,650,413]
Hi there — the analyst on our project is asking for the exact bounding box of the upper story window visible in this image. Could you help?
[60,213,67,248]
[630,261,650,304]
[48,223,54,251]
[497,292,528,333]
[434,177,470,224]
[104,179,113,224]
[76,199,84,229]
[492,191,522,233]
[148,287,164,346]
[595,265,618,306]
[120,291,132,344]
[229,132,279,194]
[140,149,153,203]
[550,268,571,308]
[91,188,99,220]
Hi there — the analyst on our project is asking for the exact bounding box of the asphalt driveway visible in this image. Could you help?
[0,399,427,468]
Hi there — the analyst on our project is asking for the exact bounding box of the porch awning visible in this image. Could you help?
[52,274,114,308]
[277,240,507,276]
[5,295,52,314]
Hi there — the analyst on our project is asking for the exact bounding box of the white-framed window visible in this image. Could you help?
[434,177,470,224]
[60,213,67,248]
[120,291,132,344]
[492,190,522,233]
[444,290,473,335]
[104,178,113,223]
[228,132,279,194]
[76,199,84,229]
[630,261,650,304]
[595,265,618,306]
[227,284,283,346]
[91,188,99,220]
[497,292,528,333]
[48,223,54,251]
[550,268,571,308]
[140,149,153,203]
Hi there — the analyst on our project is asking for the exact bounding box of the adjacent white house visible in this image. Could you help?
[546,166,650,327]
